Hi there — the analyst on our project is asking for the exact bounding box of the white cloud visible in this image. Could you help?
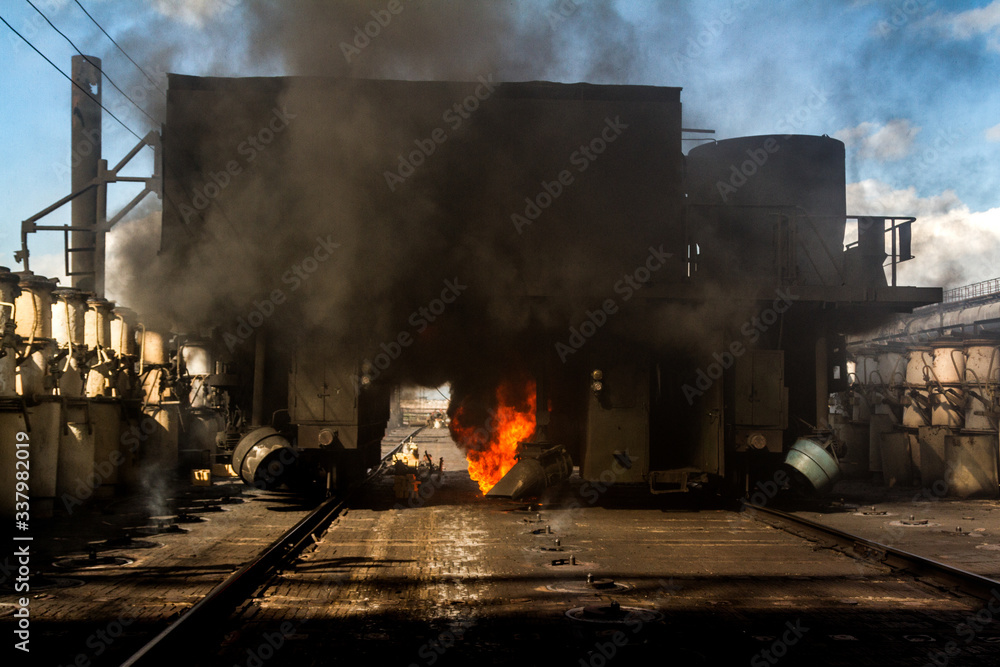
[152,0,237,28]
[986,122,1000,142]
[834,119,921,162]
[846,179,1000,289]
[920,0,1000,51]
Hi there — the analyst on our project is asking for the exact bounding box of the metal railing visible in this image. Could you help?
[943,277,1000,303]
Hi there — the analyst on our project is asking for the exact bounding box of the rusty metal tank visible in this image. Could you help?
[686,135,846,286]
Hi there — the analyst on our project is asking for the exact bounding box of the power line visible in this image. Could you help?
[72,0,167,98]
[0,12,144,142]
[25,0,160,127]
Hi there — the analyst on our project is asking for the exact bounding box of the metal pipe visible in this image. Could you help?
[252,332,265,427]
[70,55,102,293]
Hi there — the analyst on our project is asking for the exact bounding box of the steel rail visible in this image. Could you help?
[743,502,1000,604]
[120,427,425,667]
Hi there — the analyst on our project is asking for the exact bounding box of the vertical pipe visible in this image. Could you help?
[252,332,266,427]
[816,333,829,430]
[95,158,108,297]
[70,56,102,293]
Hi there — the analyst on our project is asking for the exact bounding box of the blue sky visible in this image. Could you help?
[1,0,998,292]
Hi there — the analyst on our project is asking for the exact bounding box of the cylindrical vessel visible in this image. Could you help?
[141,329,169,366]
[90,401,123,493]
[233,426,298,489]
[52,288,90,348]
[784,437,842,494]
[182,340,214,408]
[0,268,21,397]
[903,346,933,428]
[16,339,57,397]
[930,341,965,428]
[686,135,846,286]
[111,307,138,357]
[14,272,56,339]
[181,340,214,376]
[85,297,114,348]
[964,340,999,432]
[56,403,96,498]
[143,403,180,469]
[27,400,61,503]
[875,344,907,388]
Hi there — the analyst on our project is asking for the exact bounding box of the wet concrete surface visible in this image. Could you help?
[196,429,1000,667]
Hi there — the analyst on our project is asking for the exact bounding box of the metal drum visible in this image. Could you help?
[784,437,841,494]
[963,339,999,432]
[233,427,298,489]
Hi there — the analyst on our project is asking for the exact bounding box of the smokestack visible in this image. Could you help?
[70,56,102,294]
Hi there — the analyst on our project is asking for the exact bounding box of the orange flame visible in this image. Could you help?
[450,380,536,495]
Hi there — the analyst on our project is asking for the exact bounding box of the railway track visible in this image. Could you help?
[119,427,425,667]
[118,428,1000,666]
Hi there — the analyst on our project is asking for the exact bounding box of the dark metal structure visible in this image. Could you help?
[160,76,942,495]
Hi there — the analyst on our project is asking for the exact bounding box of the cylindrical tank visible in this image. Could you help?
[0,268,21,397]
[143,403,180,469]
[52,288,89,348]
[14,272,56,339]
[141,329,169,366]
[930,341,964,428]
[90,401,123,494]
[84,296,114,348]
[16,339,57,398]
[686,135,846,286]
[181,340,214,408]
[233,426,298,489]
[875,344,907,388]
[111,307,138,357]
[56,402,96,498]
[185,410,224,460]
[26,400,61,513]
[964,340,999,433]
[853,348,879,387]
[783,437,842,494]
[903,346,933,428]
[181,340,214,376]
